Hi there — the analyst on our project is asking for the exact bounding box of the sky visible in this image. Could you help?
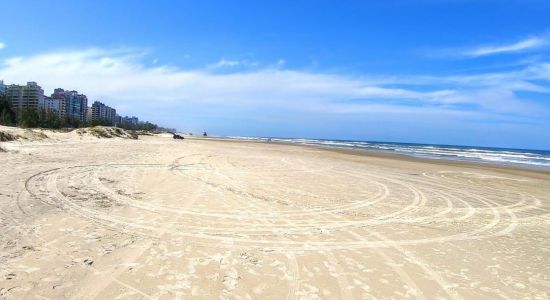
[0,0,550,149]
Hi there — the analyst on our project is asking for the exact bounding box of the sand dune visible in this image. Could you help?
[0,129,549,299]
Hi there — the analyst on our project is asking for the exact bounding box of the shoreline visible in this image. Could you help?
[2,124,548,177]
[2,123,548,172]
[190,136,550,179]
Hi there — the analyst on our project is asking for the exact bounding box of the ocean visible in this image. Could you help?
[226,136,550,169]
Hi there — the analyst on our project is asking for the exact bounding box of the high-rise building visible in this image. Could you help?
[65,91,88,122]
[86,107,92,123]
[42,96,60,112]
[0,80,5,94]
[5,82,45,111]
[107,106,116,123]
[91,101,117,124]
[51,88,87,121]
[51,88,67,117]
[123,116,139,125]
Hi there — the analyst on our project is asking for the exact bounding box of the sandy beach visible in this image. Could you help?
[1,127,549,299]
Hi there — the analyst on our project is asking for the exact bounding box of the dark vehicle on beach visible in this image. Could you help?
[203,131,208,137]
[173,133,184,140]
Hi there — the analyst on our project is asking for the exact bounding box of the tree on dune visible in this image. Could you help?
[0,94,17,126]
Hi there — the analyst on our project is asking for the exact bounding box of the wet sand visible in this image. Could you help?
[1,130,549,299]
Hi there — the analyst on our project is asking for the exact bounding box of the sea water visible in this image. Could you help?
[227,136,550,169]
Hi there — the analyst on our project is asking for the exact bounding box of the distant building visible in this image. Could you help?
[5,82,45,111]
[1,81,147,127]
[123,116,139,126]
[86,107,92,123]
[108,107,116,123]
[91,101,117,124]
[50,88,88,121]
[42,96,60,112]
[51,88,66,117]
[66,90,88,122]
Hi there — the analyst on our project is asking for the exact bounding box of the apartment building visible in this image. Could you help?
[86,107,93,123]
[5,82,45,111]
[91,101,117,124]
[123,116,139,125]
[51,88,66,117]
[42,96,60,112]
[51,88,88,121]
[2,80,152,128]
[66,91,88,122]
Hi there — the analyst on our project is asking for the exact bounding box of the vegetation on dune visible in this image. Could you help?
[0,94,17,126]
[0,131,18,142]
[117,121,158,131]
[89,118,114,127]
[22,129,48,140]
[19,107,84,129]
[1,94,77,128]
[77,126,138,139]
[88,118,158,131]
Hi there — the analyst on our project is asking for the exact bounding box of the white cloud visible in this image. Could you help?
[464,36,548,57]
[209,58,240,68]
[207,58,260,70]
[0,47,548,125]
[207,58,247,69]
[0,42,5,50]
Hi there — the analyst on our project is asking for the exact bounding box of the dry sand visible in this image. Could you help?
[0,127,549,299]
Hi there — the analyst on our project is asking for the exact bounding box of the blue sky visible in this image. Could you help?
[1,1,550,149]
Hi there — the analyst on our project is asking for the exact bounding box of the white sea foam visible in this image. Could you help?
[225,136,550,169]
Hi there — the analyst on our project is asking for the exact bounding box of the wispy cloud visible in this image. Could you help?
[207,58,258,69]
[0,42,5,50]
[464,36,548,57]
